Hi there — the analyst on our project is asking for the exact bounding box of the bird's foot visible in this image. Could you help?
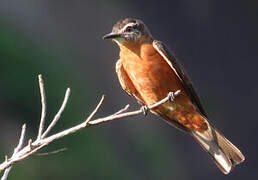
[140,105,149,116]
[167,90,181,102]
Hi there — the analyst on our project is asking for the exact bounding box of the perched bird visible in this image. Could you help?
[103,18,244,174]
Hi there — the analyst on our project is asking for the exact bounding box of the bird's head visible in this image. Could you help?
[103,18,153,46]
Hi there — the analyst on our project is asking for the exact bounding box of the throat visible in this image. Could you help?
[120,42,156,61]
[119,42,142,57]
[119,37,154,58]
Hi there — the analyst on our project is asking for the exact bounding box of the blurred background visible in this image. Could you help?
[0,0,257,179]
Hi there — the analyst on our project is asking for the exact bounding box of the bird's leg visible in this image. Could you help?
[136,99,149,116]
[140,105,149,116]
[167,90,181,102]
[167,92,176,102]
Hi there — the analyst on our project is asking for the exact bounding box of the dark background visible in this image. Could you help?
[0,0,256,179]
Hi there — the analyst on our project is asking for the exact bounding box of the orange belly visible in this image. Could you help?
[120,43,207,132]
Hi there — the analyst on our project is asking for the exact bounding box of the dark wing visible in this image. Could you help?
[153,40,207,117]
[116,59,145,105]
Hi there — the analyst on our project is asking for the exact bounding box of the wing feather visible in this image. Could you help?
[116,59,144,105]
[153,40,207,117]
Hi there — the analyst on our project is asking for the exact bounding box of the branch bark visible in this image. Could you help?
[0,75,180,178]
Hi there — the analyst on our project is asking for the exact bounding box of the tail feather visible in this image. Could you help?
[191,118,245,174]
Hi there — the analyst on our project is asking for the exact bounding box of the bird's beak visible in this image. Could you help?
[103,33,122,40]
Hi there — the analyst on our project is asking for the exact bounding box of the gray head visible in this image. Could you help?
[103,18,153,44]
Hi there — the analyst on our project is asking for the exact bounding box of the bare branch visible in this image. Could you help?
[42,88,71,138]
[1,165,11,180]
[14,124,26,154]
[0,75,181,177]
[1,124,26,180]
[88,90,181,126]
[84,95,105,125]
[37,74,47,140]
[113,104,130,115]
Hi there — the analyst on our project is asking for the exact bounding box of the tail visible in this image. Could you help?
[191,118,245,174]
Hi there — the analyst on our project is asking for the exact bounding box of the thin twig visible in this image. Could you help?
[37,74,47,140]
[14,124,26,154]
[35,148,67,156]
[42,88,71,138]
[84,95,105,125]
[1,124,26,180]
[113,104,130,115]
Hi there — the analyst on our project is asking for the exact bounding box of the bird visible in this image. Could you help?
[103,18,245,174]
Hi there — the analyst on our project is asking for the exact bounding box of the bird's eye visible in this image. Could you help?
[126,26,133,32]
